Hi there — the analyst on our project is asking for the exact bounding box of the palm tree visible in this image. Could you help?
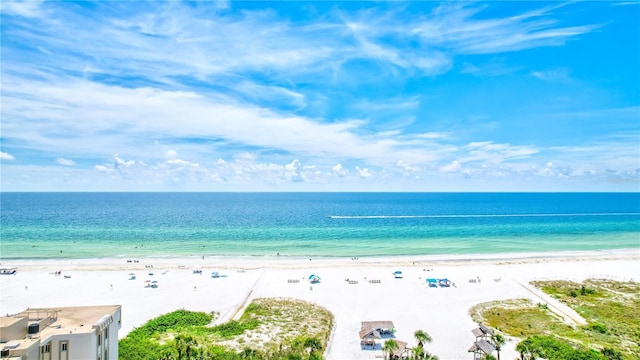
[491,333,505,360]
[414,329,433,348]
[412,345,425,359]
[383,339,400,360]
[515,341,534,360]
[175,335,197,360]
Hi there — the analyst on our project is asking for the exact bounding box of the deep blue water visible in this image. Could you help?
[1,193,639,259]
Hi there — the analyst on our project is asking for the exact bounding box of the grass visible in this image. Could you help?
[471,279,640,360]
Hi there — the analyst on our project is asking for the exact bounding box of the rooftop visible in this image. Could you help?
[1,305,120,351]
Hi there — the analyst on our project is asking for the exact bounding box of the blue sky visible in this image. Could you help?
[1,1,638,191]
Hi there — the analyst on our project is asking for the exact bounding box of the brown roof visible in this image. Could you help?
[391,340,408,357]
[479,323,493,335]
[359,328,381,340]
[361,320,394,330]
[476,339,496,354]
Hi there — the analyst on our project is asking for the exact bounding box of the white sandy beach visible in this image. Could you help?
[1,250,638,360]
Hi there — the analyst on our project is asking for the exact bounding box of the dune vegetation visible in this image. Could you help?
[470,279,640,360]
[119,298,334,360]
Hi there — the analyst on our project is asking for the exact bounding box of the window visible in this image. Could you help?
[105,327,109,339]
[97,333,102,345]
[59,341,69,360]
[40,343,51,360]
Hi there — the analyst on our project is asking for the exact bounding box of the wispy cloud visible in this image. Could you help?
[1,0,46,18]
[531,68,570,81]
[1,1,636,191]
[55,158,75,166]
[460,142,540,164]
[412,2,600,54]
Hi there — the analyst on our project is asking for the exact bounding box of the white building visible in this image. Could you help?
[0,305,121,360]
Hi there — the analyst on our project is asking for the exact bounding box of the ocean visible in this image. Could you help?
[1,192,638,260]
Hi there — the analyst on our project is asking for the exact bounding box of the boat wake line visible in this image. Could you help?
[327,213,640,219]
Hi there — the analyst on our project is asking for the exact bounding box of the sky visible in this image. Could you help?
[1,1,639,192]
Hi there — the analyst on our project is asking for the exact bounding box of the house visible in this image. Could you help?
[468,323,496,360]
[0,305,121,360]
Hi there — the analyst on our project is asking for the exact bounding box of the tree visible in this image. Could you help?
[175,335,197,360]
[413,329,438,360]
[414,329,433,348]
[491,333,506,360]
[483,355,497,360]
[383,339,400,360]
[412,346,425,359]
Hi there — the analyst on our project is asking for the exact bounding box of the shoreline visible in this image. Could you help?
[2,248,637,270]
[1,250,638,359]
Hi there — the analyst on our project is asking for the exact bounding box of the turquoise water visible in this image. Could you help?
[1,193,638,259]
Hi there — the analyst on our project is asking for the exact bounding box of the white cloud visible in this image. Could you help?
[166,159,199,167]
[415,132,450,140]
[531,68,569,81]
[1,152,16,160]
[234,152,258,162]
[332,163,347,177]
[55,158,76,166]
[114,155,136,167]
[355,166,372,178]
[440,160,462,173]
[1,78,441,167]
[1,1,634,192]
[285,159,305,182]
[461,141,539,163]
[165,150,178,160]
[412,2,599,54]
[233,81,306,109]
[1,0,45,18]
[396,160,420,172]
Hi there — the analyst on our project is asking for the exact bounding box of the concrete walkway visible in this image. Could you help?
[515,280,588,326]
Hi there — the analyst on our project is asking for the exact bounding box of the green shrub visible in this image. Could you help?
[212,319,260,338]
[601,348,623,360]
[587,323,608,334]
[581,285,596,296]
[516,335,606,360]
